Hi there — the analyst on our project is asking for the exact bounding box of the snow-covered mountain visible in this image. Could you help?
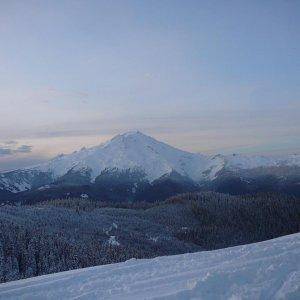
[223,152,300,170]
[0,232,299,299]
[37,131,213,182]
[0,131,299,193]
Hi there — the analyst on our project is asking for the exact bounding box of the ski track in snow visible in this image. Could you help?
[0,233,299,300]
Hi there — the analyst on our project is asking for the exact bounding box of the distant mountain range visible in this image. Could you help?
[1,131,300,203]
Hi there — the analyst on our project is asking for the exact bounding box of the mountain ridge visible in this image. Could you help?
[0,131,299,194]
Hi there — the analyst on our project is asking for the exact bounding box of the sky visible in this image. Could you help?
[0,0,299,171]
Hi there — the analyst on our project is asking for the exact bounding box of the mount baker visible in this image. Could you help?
[0,131,299,202]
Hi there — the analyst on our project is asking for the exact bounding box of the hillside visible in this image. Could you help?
[0,232,299,299]
[0,192,298,283]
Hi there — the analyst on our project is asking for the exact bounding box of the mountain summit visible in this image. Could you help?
[37,131,212,182]
[0,131,299,194]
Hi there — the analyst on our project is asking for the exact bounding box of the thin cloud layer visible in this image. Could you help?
[0,143,33,157]
[0,1,299,170]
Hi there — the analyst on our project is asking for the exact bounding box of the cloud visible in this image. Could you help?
[16,145,33,153]
[0,147,13,156]
[4,140,18,145]
[0,144,33,156]
[35,87,89,105]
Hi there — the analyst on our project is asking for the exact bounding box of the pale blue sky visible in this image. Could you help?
[0,0,299,170]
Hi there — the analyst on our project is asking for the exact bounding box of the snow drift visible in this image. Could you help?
[0,232,299,299]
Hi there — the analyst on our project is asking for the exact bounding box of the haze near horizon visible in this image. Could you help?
[0,0,299,171]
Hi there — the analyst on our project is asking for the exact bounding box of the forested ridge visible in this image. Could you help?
[0,192,299,283]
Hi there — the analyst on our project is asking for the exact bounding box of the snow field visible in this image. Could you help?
[0,232,299,299]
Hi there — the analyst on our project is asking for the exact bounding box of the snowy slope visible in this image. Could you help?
[224,153,300,170]
[26,132,300,181]
[0,131,300,192]
[0,233,299,299]
[36,131,213,182]
[0,172,32,193]
[0,169,52,193]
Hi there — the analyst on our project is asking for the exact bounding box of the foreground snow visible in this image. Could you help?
[0,233,299,300]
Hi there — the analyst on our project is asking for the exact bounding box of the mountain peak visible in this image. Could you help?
[1,131,300,193]
[115,130,150,140]
[107,130,154,146]
[33,130,209,182]
[121,130,144,137]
